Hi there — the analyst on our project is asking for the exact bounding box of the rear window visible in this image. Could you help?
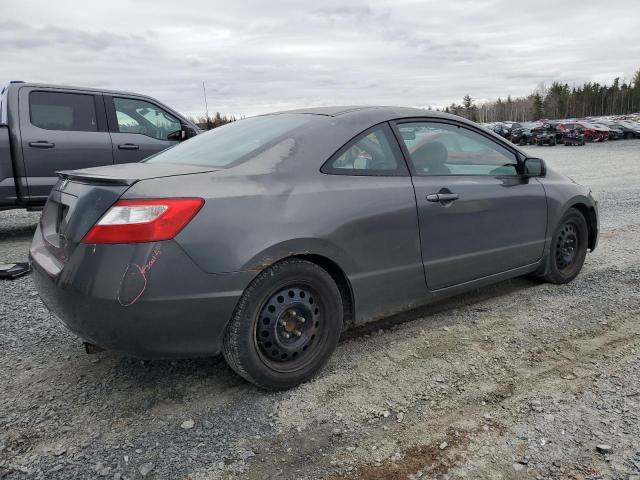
[146,114,312,167]
[29,91,98,132]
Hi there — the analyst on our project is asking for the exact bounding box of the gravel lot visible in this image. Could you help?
[1,140,639,480]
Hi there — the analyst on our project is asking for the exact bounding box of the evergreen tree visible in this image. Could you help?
[531,93,544,120]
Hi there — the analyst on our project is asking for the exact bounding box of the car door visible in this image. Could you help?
[393,119,547,290]
[105,95,182,164]
[18,87,112,202]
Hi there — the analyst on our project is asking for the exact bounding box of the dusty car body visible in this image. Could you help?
[31,106,599,389]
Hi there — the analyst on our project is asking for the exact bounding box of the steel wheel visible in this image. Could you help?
[554,222,579,272]
[222,259,343,389]
[255,285,324,371]
[539,208,589,284]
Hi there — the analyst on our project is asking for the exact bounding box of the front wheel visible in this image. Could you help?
[540,209,588,284]
[222,259,343,389]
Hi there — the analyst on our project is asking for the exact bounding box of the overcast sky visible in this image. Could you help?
[2,0,639,117]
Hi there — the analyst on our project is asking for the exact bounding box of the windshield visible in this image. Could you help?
[146,114,312,167]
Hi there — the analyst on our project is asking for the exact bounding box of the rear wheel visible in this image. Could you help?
[222,259,343,389]
[540,209,588,284]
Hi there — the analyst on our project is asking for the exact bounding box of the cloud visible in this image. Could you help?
[1,0,639,117]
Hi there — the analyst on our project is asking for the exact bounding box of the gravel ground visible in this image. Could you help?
[1,140,639,480]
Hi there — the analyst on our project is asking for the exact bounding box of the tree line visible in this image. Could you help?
[188,112,238,130]
[192,69,640,127]
[442,68,640,123]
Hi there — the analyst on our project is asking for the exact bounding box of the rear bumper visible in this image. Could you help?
[30,225,255,358]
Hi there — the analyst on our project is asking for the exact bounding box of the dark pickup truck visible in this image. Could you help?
[1,81,199,210]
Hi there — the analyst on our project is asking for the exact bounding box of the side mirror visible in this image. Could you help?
[170,126,196,141]
[167,130,181,141]
[524,157,546,177]
[183,126,197,140]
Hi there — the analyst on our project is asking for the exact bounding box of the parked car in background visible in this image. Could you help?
[611,121,640,139]
[560,128,586,146]
[31,106,599,389]
[510,122,537,145]
[592,123,623,140]
[530,122,566,146]
[0,81,199,210]
[560,122,607,142]
[491,122,515,138]
[532,129,557,146]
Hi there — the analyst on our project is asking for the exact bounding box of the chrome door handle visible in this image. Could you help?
[426,193,459,203]
[438,193,459,202]
[29,141,55,149]
[118,143,140,150]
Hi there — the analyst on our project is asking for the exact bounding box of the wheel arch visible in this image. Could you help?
[288,254,355,330]
[568,202,598,251]
[240,240,357,330]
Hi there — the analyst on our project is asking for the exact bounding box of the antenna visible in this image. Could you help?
[202,81,210,128]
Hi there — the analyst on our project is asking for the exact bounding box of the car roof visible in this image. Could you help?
[269,105,451,120]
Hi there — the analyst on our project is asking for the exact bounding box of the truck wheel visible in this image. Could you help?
[540,208,588,284]
[223,259,343,390]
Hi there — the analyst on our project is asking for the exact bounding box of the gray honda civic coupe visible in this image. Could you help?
[30,106,599,389]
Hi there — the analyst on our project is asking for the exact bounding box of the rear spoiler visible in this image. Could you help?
[56,170,138,186]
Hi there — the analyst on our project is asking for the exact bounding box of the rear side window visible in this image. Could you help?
[321,124,406,176]
[147,114,312,167]
[29,91,97,132]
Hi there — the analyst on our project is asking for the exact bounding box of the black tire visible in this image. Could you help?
[540,209,588,284]
[625,132,634,140]
[222,259,343,390]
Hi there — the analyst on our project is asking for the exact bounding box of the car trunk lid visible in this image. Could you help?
[39,163,217,265]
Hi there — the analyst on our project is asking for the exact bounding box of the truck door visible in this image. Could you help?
[18,88,112,202]
[104,95,182,164]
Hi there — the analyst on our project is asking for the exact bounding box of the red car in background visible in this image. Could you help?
[561,122,608,142]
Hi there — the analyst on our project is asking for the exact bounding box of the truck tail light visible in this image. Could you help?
[82,198,204,244]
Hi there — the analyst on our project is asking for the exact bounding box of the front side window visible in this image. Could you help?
[322,125,402,175]
[29,91,97,132]
[397,122,519,176]
[113,97,181,140]
[147,114,312,167]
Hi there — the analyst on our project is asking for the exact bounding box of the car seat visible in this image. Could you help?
[412,141,451,174]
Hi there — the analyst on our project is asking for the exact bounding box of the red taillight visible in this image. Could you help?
[82,198,204,244]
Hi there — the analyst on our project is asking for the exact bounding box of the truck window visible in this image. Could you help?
[113,97,181,140]
[29,91,98,132]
